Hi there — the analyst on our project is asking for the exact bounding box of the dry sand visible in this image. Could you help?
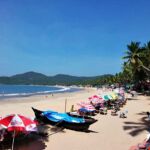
[0,88,150,150]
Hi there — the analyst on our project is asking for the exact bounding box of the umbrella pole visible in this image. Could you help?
[65,99,67,112]
[12,130,15,150]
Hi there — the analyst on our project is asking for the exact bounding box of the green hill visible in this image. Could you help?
[0,71,113,86]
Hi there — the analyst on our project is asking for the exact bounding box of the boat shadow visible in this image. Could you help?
[84,130,99,133]
[49,127,66,136]
[127,98,139,101]
[123,111,150,136]
[48,126,98,135]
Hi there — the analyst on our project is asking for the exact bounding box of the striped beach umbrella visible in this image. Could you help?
[0,114,37,132]
[0,114,37,150]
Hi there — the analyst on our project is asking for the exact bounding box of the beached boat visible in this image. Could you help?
[32,107,97,131]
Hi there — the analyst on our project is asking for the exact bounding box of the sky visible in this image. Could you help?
[0,0,150,76]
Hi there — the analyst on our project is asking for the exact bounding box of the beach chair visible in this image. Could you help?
[114,104,120,111]
[99,107,107,115]
[111,109,118,116]
[119,110,128,118]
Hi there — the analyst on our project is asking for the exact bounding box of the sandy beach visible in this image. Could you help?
[0,88,150,150]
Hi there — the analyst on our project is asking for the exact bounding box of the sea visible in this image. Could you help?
[0,84,80,99]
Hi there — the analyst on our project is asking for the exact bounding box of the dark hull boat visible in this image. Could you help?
[32,107,97,131]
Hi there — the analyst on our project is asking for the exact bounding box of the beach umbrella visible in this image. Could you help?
[83,104,95,111]
[77,102,95,111]
[114,88,120,94]
[118,94,124,101]
[89,95,104,104]
[0,117,5,142]
[108,93,118,101]
[102,95,110,101]
[110,92,118,100]
[119,89,125,96]
[0,114,37,150]
[107,94,113,100]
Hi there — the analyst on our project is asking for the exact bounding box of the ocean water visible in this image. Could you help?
[0,85,79,99]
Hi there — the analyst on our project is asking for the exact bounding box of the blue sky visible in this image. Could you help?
[0,0,150,76]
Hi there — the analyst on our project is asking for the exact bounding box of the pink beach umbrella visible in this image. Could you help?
[89,95,104,104]
[77,101,90,107]
[83,104,95,111]
[77,102,95,111]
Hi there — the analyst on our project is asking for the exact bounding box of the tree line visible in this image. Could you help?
[79,41,150,88]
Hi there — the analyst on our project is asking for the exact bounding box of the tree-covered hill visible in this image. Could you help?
[0,71,113,86]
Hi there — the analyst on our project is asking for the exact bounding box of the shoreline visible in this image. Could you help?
[0,85,83,100]
[0,87,149,150]
[0,87,93,105]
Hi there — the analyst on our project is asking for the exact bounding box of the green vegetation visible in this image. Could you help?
[83,41,150,87]
[0,71,113,86]
[100,41,150,91]
[80,41,150,87]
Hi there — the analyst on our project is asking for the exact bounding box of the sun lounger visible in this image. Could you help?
[111,109,118,116]
[99,108,107,115]
[119,110,128,118]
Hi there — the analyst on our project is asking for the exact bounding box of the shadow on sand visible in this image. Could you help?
[49,127,66,136]
[0,122,99,150]
[0,125,50,150]
[123,111,150,136]
[49,126,98,134]
[127,98,139,101]
[84,130,99,133]
[0,132,48,150]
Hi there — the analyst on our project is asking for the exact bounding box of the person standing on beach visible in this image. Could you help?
[147,112,150,121]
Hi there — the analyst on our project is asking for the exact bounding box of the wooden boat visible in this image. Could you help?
[32,107,97,131]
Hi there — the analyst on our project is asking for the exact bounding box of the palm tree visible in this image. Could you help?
[123,42,141,70]
[122,62,133,83]
[143,41,150,73]
[123,42,150,74]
